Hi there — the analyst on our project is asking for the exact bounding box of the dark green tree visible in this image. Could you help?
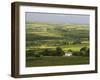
[67,49,72,52]
[26,50,35,57]
[80,47,89,56]
[55,47,65,56]
[43,49,50,56]
[34,52,40,57]
[86,48,89,57]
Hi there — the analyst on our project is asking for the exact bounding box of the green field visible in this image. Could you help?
[26,56,89,67]
[26,22,89,67]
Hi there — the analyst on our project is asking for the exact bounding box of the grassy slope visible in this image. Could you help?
[26,56,89,67]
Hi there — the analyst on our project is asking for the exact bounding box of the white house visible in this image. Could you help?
[64,50,72,56]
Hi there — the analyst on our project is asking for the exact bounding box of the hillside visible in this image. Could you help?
[26,22,89,51]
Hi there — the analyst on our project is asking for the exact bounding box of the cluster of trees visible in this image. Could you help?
[41,47,65,56]
[26,47,65,57]
[26,47,89,57]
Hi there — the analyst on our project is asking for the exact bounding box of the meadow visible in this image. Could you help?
[26,22,89,67]
[26,56,89,67]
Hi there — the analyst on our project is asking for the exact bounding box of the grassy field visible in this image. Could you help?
[26,43,89,51]
[26,22,89,67]
[26,56,89,67]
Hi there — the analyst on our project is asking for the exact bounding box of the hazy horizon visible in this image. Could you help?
[25,12,90,25]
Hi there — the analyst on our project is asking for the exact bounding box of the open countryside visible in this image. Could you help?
[26,22,89,67]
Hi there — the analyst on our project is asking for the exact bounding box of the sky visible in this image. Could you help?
[25,12,90,24]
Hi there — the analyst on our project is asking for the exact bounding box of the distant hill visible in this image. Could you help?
[26,22,89,42]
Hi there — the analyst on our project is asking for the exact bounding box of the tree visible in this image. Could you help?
[67,49,72,52]
[80,47,89,56]
[86,48,89,57]
[26,50,35,57]
[55,47,65,56]
[43,49,50,56]
[34,52,40,57]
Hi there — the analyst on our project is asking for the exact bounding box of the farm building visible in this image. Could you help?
[64,50,72,56]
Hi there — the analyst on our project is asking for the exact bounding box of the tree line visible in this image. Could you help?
[26,46,89,57]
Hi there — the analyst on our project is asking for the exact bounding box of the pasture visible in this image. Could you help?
[26,22,89,67]
[26,56,89,67]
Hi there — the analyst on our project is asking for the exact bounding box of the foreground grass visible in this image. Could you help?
[26,56,89,67]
